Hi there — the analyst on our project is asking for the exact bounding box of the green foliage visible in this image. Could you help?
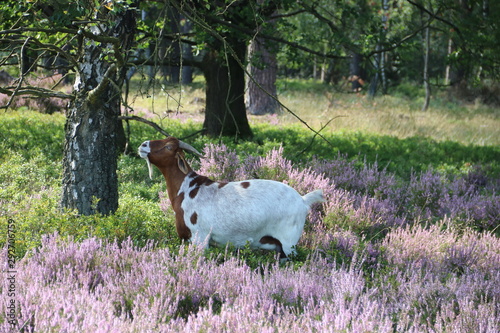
[276,78,331,95]
[0,111,65,160]
[0,112,181,258]
[205,241,280,271]
[390,81,425,100]
[246,122,500,179]
[1,109,499,261]
[322,206,388,242]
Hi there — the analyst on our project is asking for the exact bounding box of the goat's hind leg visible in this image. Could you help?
[259,235,288,261]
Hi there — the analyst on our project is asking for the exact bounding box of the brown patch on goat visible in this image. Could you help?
[172,192,191,240]
[189,175,214,187]
[240,181,251,189]
[187,174,216,199]
[259,236,287,259]
[218,182,228,188]
[190,212,198,225]
[189,187,199,199]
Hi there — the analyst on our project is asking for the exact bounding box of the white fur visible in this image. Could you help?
[139,139,325,259]
[179,172,324,256]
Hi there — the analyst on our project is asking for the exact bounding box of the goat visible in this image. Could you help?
[138,137,325,260]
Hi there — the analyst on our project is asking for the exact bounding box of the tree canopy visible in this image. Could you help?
[2,0,499,112]
[1,0,499,215]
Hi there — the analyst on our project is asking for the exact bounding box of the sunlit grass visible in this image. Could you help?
[276,84,500,147]
[125,74,206,122]
[125,75,499,147]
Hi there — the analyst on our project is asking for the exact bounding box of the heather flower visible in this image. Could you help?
[382,221,500,275]
[1,232,499,332]
[198,143,243,182]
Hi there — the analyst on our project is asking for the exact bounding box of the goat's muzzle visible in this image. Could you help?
[138,141,154,179]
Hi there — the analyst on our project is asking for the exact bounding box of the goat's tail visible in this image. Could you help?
[302,189,325,208]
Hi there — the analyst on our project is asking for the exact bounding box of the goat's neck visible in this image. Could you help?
[158,165,195,241]
[159,165,194,203]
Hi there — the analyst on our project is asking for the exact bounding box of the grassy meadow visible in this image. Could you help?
[1,78,499,332]
[128,77,500,147]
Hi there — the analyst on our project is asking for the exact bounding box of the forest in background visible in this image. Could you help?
[2,1,500,108]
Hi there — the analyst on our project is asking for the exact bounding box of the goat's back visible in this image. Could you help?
[178,176,312,247]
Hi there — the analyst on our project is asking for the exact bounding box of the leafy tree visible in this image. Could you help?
[0,0,138,215]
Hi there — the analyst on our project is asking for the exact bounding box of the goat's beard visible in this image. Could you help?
[146,157,154,180]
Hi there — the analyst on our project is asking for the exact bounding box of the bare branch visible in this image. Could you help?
[0,27,77,36]
[3,37,31,111]
[270,9,308,20]
[118,115,171,137]
[0,26,120,46]
[0,86,73,99]
[295,115,346,159]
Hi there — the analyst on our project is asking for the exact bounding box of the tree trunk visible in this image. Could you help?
[247,37,280,115]
[181,19,193,84]
[202,41,252,138]
[422,18,431,111]
[349,53,364,92]
[61,88,122,215]
[444,37,452,85]
[61,9,135,215]
[368,46,380,97]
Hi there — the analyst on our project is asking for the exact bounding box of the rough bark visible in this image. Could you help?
[247,37,280,115]
[202,41,252,138]
[61,89,122,215]
[61,9,134,215]
[422,23,431,111]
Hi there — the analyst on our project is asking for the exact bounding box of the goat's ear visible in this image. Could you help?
[176,152,189,174]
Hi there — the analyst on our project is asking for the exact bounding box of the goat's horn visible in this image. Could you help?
[178,140,203,157]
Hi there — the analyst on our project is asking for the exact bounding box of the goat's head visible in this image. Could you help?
[138,137,202,179]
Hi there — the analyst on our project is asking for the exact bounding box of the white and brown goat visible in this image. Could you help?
[138,137,324,260]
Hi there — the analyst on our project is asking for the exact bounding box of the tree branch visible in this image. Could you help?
[199,13,347,60]
[87,64,116,105]
[2,37,31,111]
[297,1,352,49]
[118,115,171,137]
[0,86,73,99]
[0,27,78,38]
[406,0,464,42]
[295,115,346,159]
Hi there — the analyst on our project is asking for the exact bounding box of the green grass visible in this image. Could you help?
[1,76,499,260]
[1,107,499,260]
[124,75,500,148]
